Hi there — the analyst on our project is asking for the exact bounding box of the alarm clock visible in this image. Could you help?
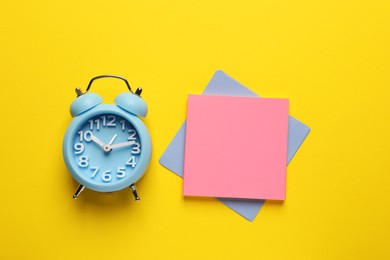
[63,75,152,201]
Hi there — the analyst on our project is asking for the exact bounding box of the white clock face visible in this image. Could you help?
[72,114,141,185]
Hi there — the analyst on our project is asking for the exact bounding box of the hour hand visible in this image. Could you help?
[109,141,137,150]
[90,134,107,149]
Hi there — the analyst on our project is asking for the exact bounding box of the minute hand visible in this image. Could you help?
[109,141,137,149]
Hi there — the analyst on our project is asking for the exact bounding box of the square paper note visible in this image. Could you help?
[183,95,289,200]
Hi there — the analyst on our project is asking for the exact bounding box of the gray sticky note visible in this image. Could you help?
[159,70,310,221]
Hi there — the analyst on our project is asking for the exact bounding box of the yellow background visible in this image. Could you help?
[0,0,389,259]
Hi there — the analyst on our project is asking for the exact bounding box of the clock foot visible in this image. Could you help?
[73,185,85,199]
[130,184,140,201]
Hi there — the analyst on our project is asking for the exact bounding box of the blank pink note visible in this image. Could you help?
[183,95,289,200]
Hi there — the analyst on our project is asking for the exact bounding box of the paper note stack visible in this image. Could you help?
[159,70,310,220]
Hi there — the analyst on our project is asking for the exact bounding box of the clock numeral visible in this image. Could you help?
[74,143,84,154]
[90,167,99,178]
[101,115,117,127]
[78,156,89,168]
[88,119,101,130]
[77,131,93,142]
[106,115,116,127]
[128,129,137,141]
[120,119,126,131]
[88,118,100,130]
[125,156,136,168]
[117,167,126,179]
[131,143,141,154]
[101,170,112,182]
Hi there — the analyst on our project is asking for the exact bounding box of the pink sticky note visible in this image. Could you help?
[183,95,289,200]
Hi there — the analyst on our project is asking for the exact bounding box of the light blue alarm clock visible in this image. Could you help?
[63,75,152,200]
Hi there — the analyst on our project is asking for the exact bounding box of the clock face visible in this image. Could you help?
[72,113,142,186]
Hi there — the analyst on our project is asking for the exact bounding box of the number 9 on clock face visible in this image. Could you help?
[72,114,142,185]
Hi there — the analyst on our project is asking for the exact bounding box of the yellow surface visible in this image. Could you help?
[0,0,389,259]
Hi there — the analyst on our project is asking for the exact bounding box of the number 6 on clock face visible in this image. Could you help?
[72,114,142,186]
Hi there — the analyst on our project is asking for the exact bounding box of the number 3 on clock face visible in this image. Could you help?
[72,114,142,185]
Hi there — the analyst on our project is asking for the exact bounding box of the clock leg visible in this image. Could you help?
[130,184,140,201]
[73,185,85,199]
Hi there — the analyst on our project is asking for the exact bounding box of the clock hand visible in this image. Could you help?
[109,141,137,149]
[108,134,117,145]
[89,133,110,152]
[90,134,106,147]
